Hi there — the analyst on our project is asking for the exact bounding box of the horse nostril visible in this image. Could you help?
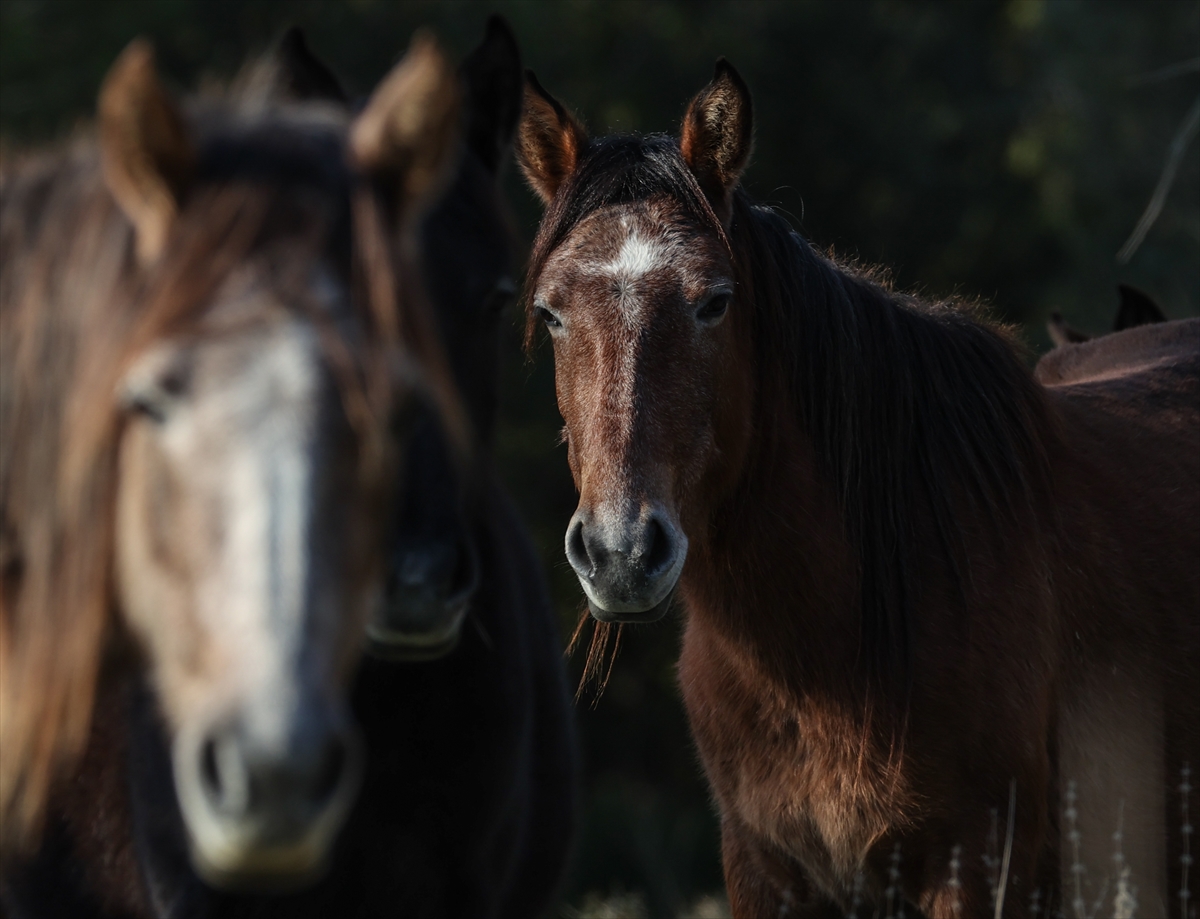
[565,517,594,580]
[199,731,252,816]
[201,736,220,797]
[642,516,673,579]
[446,536,478,603]
[311,737,347,807]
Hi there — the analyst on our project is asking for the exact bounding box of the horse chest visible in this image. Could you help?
[678,626,894,898]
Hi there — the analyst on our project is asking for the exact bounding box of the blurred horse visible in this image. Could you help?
[516,59,1199,918]
[234,20,578,918]
[0,34,460,916]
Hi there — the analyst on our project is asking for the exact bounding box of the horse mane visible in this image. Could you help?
[0,102,408,850]
[525,134,1054,693]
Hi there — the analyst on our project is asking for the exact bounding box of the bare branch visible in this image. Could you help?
[1130,57,1200,87]
[1117,94,1200,264]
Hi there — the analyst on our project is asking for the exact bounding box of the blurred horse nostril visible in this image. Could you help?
[312,738,347,805]
[199,731,252,816]
[447,537,478,601]
[201,736,221,799]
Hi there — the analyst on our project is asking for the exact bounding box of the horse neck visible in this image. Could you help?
[682,358,863,701]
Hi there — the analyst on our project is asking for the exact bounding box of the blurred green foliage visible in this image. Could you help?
[3,1,1198,916]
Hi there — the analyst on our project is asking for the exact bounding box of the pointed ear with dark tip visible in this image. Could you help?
[98,40,194,266]
[680,58,753,224]
[277,27,348,103]
[461,15,523,173]
[1047,312,1090,348]
[350,31,461,218]
[1115,283,1166,331]
[516,71,588,205]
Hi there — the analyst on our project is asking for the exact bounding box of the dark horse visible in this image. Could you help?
[371,18,580,916]
[0,33,458,918]
[516,59,1198,918]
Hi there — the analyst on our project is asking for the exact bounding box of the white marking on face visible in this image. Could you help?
[602,232,664,282]
[168,317,322,750]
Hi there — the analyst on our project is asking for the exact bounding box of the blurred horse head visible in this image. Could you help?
[368,17,524,660]
[0,33,460,889]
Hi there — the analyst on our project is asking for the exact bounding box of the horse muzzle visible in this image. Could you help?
[172,706,363,891]
[366,534,479,661]
[566,503,687,623]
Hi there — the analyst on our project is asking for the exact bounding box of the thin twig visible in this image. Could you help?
[995,780,1017,919]
[1129,57,1200,87]
[1117,94,1200,264]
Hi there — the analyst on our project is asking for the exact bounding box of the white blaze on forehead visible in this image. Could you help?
[586,226,671,331]
[602,232,665,282]
[167,317,325,747]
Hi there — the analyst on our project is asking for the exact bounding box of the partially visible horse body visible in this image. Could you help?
[1,35,462,917]
[517,59,1198,918]
[1047,283,1167,347]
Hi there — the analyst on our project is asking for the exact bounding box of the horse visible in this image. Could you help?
[515,58,1199,918]
[1047,283,1167,347]
[0,33,462,916]
[236,20,578,918]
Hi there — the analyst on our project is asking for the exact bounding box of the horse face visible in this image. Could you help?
[367,18,522,659]
[369,165,516,659]
[114,265,378,888]
[533,198,753,623]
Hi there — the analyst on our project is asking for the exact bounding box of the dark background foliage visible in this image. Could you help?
[3,1,1197,915]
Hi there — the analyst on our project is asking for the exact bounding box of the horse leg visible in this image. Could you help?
[720,817,841,919]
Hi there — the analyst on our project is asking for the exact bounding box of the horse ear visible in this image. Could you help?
[680,58,753,223]
[517,71,588,204]
[1115,283,1166,331]
[461,15,523,174]
[1047,311,1089,347]
[351,31,461,217]
[276,27,348,103]
[98,40,194,266]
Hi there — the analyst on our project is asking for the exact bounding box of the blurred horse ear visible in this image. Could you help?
[351,31,461,218]
[98,40,194,266]
[276,27,348,103]
[517,71,588,204]
[680,58,753,224]
[461,15,523,174]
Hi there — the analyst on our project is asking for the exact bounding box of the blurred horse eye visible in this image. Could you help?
[486,276,517,314]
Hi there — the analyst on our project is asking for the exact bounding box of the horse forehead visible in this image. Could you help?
[544,204,718,302]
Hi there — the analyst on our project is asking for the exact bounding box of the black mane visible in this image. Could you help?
[527,134,1053,689]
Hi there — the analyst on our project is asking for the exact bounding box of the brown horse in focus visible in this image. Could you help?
[1,34,459,914]
[517,60,1199,917]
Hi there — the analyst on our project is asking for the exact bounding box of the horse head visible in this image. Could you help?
[94,35,458,888]
[517,62,757,624]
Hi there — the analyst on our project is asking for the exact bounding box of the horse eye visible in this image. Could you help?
[535,305,562,330]
[696,292,731,323]
[121,364,188,424]
[126,391,170,424]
